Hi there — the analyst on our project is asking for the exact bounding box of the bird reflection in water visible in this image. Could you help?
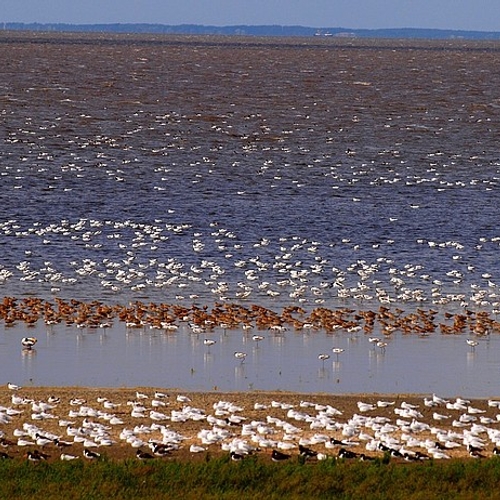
[234,362,246,381]
[204,351,214,365]
[467,349,476,368]
[21,348,36,358]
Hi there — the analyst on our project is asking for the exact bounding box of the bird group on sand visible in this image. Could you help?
[2,385,500,464]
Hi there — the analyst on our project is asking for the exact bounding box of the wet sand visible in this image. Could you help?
[2,386,499,462]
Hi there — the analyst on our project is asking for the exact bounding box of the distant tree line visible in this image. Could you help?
[1,22,500,40]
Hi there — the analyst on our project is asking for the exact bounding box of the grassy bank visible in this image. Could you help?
[2,455,500,500]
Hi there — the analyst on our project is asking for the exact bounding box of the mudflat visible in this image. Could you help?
[2,386,498,462]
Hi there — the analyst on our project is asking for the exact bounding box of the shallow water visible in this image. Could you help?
[2,322,499,398]
[1,33,500,396]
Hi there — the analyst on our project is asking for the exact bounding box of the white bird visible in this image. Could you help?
[401,401,419,410]
[36,435,54,447]
[234,351,247,362]
[17,438,34,446]
[432,394,449,405]
[103,401,120,409]
[318,353,330,367]
[203,339,216,351]
[466,339,479,349]
[377,401,395,408]
[357,402,376,412]
[151,399,167,408]
[468,406,486,414]
[21,337,37,350]
[428,449,450,459]
[69,398,86,406]
[12,395,28,405]
[189,444,206,453]
[7,383,21,391]
[332,347,344,360]
[277,441,296,451]
[433,412,451,421]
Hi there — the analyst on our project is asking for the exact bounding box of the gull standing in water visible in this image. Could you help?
[252,335,264,346]
[234,351,247,363]
[332,347,344,361]
[466,339,479,350]
[203,339,216,352]
[318,353,330,367]
[21,337,37,350]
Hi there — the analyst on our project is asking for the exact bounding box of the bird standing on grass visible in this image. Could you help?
[299,444,318,458]
[136,449,155,460]
[83,449,101,460]
[271,449,291,462]
[26,450,49,462]
[230,451,245,461]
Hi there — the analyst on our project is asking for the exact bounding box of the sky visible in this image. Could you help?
[2,0,500,32]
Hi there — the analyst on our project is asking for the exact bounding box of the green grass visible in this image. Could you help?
[2,456,500,499]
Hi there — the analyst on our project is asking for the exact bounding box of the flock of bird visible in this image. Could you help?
[0,215,500,314]
[3,38,499,467]
[4,36,498,317]
[3,385,500,463]
[3,298,496,377]
[2,296,500,339]
[3,297,495,380]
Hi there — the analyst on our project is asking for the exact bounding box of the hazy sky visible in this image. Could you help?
[2,1,500,32]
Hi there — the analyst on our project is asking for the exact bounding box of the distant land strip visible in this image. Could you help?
[1,22,500,40]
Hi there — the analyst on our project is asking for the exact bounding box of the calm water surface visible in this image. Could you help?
[2,322,499,398]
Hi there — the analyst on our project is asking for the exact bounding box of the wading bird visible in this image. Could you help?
[21,337,37,350]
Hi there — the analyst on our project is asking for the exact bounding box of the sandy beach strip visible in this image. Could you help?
[2,386,500,462]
